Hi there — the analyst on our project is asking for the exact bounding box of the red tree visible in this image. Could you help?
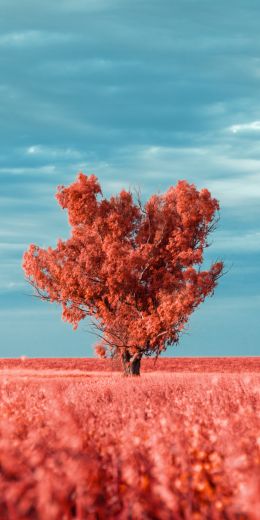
[22,173,223,375]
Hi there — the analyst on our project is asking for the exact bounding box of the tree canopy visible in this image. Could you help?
[23,173,223,374]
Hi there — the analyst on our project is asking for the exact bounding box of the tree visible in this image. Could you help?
[22,173,223,375]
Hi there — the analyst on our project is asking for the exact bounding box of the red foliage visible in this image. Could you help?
[22,173,223,366]
[94,344,107,358]
[0,369,259,519]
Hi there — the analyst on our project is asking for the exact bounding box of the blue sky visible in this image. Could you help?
[0,0,259,358]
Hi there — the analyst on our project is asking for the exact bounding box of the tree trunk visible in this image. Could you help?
[122,350,142,376]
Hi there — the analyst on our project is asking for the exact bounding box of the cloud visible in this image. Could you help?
[0,243,28,251]
[211,230,260,252]
[0,165,57,176]
[201,294,260,312]
[101,144,260,209]
[133,143,260,182]
[206,173,260,207]
[60,0,118,12]
[0,310,52,318]
[25,145,82,160]
[0,281,25,291]
[0,31,72,47]
[229,121,260,133]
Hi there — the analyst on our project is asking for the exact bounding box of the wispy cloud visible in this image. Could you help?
[0,242,28,251]
[25,145,82,160]
[102,144,260,209]
[61,0,118,12]
[0,308,59,317]
[0,166,57,176]
[211,230,260,252]
[206,173,260,207]
[0,281,25,291]
[229,121,260,133]
[0,31,72,47]
[204,294,260,311]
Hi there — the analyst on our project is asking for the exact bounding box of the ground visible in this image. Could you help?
[0,358,259,519]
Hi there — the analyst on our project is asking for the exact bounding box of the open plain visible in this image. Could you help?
[0,358,259,519]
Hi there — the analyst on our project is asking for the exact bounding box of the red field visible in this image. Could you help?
[0,358,259,519]
[0,356,259,372]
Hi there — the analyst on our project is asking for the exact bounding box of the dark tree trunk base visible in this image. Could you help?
[122,350,142,376]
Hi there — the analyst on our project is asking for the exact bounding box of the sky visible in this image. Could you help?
[0,0,259,358]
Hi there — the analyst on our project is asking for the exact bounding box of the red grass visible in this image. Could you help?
[0,356,259,372]
[0,360,259,519]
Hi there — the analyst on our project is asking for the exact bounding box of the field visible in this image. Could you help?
[0,358,259,519]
